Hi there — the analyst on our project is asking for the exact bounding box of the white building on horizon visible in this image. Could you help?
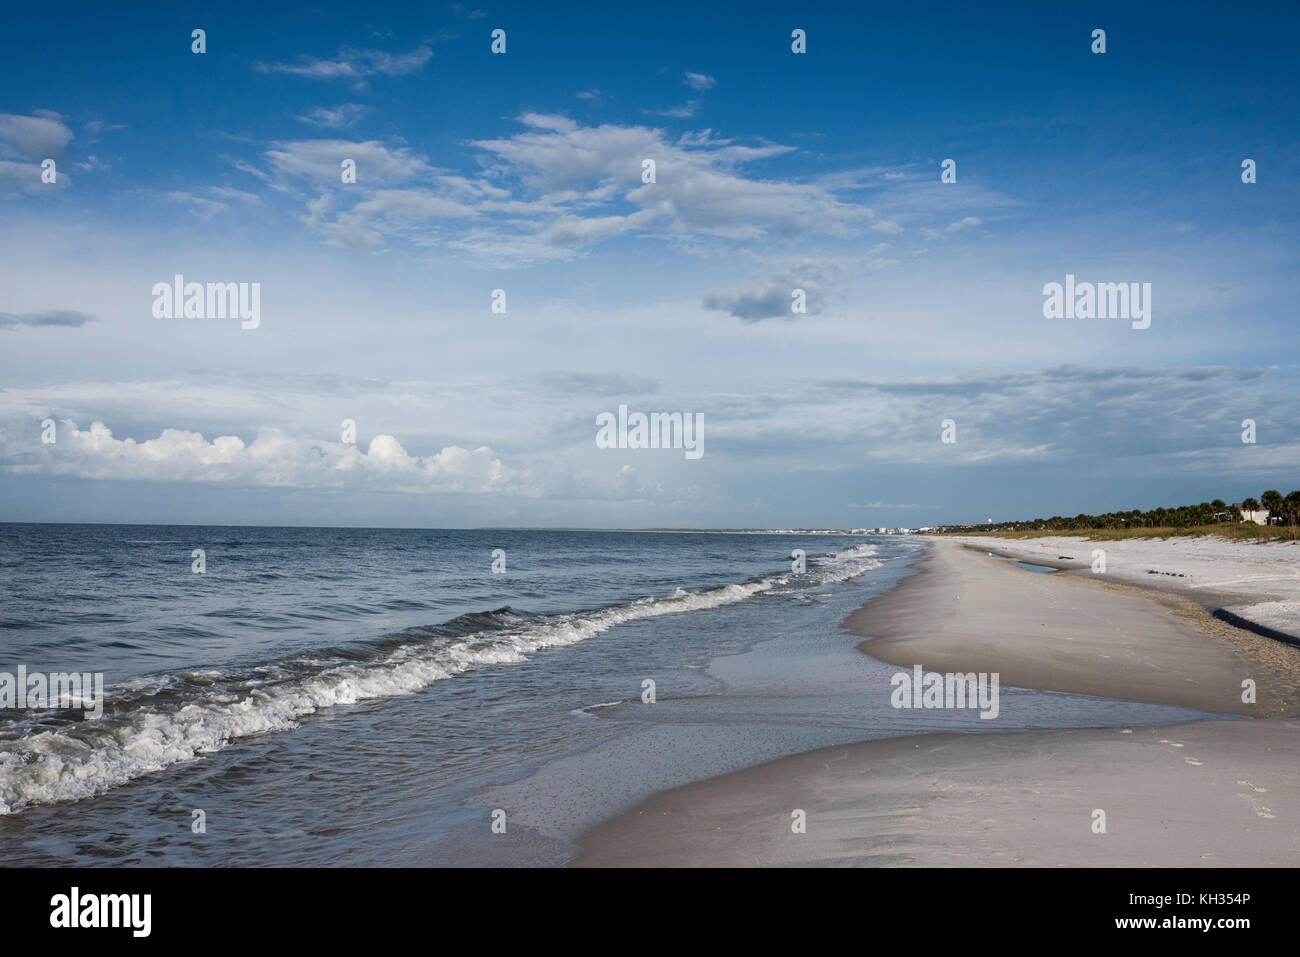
[1232,503,1273,525]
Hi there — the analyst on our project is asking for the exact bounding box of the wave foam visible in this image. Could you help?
[0,543,882,813]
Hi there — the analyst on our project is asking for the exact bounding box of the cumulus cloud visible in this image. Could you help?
[684,72,716,90]
[0,111,73,160]
[0,112,75,193]
[5,421,510,494]
[3,366,1297,518]
[703,284,808,322]
[702,257,852,321]
[0,159,57,192]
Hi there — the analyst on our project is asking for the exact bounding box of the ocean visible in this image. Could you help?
[0,524,1214,866]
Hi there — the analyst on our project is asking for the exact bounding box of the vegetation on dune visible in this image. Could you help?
[950,524,1298,542]
[931,489,1300,542]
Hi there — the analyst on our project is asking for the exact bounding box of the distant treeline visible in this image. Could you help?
[938,489,1300,533]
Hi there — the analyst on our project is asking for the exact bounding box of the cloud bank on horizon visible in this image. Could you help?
[1,2,1297,528]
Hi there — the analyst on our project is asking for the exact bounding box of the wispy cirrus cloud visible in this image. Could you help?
[255,44,432,81]
[244,114,886,262]
[166,186,261,220]
[294,104,369,129]
[448,3,487,20]
[642,101,700,118]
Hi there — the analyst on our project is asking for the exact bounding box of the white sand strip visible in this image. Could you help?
[847,539,1299,717]
[948,534,1300,639]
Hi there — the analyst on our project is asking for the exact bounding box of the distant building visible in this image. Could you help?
[1232,503,1272,525]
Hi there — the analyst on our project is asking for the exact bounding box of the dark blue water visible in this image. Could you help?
[0,524,1220,866]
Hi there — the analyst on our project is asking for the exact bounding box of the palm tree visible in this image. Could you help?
[1261,490,1283,525]
[1286,491,1300,527]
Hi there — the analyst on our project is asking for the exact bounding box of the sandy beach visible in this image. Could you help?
[850,540,1300,717]
[947,534,1300,640]
[573,538,1300,866]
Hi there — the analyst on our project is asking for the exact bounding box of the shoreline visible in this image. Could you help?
[944,533,1300,641]
[571,717,1300,867]
[571,538,1300,866]
[845,540,1300,719]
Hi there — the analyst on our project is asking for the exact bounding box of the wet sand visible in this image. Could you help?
[847,540,1300,717]
[572,718,1300,867]
[572,539,1300,866]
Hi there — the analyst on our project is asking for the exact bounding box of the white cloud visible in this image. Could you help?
[240,116,910,261]
[6,420,510,494]
[0,159,67,193]
[703,283,808,322]
[167,187,260,220]
[295,104,369,129]
[0,112,73,160]
[83,120,126,136]
[264,138,436,184]
[684,72,716,90]
[643,101,700,118]
[448,3,488,19]
[470,114,868,246]
[256,45,432,81]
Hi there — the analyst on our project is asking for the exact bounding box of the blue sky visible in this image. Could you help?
[1,0,1297,528]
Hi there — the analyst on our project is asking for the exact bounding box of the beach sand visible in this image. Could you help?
[849,540,1300,717]
[947,533,1300,640]
[572,717,1300,867]
[572,539,1300,866]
